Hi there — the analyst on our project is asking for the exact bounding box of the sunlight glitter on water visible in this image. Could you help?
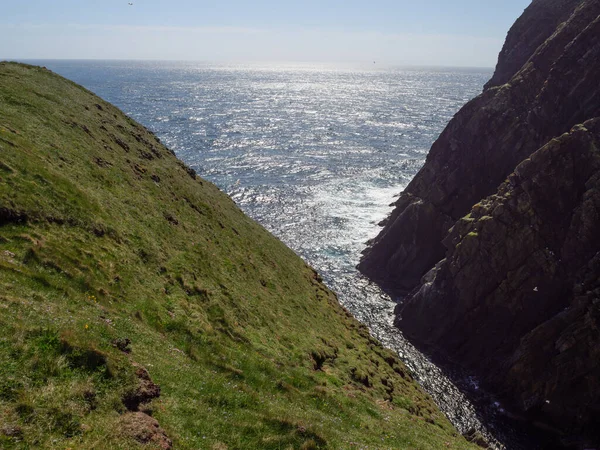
[34,60,530,448]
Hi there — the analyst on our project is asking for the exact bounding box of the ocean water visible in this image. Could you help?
[35,60,481,297]
[32,60,535,448]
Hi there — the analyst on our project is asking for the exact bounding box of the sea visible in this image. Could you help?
[28,60,541,449]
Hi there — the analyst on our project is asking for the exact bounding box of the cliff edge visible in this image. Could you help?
[360,0,600,446]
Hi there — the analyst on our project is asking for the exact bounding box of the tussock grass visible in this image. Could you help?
[0,62,476,449]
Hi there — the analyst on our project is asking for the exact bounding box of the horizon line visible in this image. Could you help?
[3,58,496,71]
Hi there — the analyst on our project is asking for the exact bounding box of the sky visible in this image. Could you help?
[1,0,532,67]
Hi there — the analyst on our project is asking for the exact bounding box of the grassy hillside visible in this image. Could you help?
[0,62,476,449]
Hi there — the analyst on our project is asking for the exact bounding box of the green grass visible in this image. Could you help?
[0,62,477,449]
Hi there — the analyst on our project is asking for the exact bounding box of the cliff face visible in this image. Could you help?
[359,0,600,445]
[484,0,583,90]
[400,120,600,440]
[358,0,600,293]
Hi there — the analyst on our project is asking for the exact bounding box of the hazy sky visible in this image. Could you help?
[2,0,531,67]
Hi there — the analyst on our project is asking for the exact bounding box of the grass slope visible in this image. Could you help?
[0,62,476,449]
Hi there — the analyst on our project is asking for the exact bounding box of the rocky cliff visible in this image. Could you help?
[360,0,600,446]
[359,0,600,293]
[400,120,600,444]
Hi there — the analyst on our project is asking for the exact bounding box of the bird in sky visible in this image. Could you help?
[128,2,133,5]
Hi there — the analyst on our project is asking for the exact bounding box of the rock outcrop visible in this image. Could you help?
[399,120,600,443]
[360,0,600,445]
[483,0,583,90]
[359,0,600,293]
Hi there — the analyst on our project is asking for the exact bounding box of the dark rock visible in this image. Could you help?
[359,0,600,444]
[399,119,600,441]
[139,150,155,160]
[484,0,582,90]
[164,213,179,226]
[80,124,92,136]
[359,0,600,294]
[0,207,27,226]
[114,137,130,152]
[112,337,132,353]
[94,157,112,168]
[177,161,197,179]
[122,364,161,411]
